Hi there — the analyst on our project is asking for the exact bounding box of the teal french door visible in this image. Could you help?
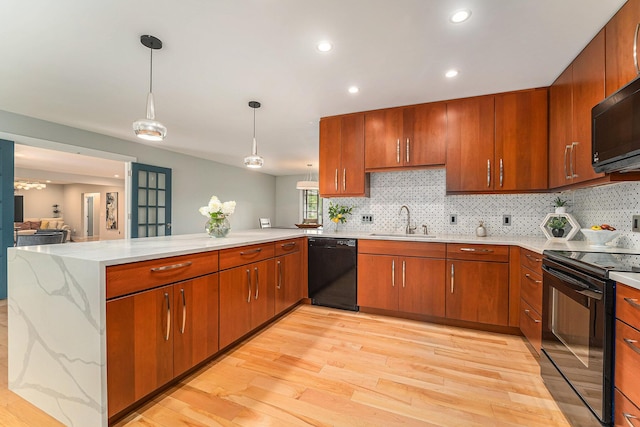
[131,163,172,238]
[0,140,15,299]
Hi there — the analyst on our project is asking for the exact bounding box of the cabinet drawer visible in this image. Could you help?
[446,243,509,262]
[615,388,640,427]
[219,243,275,270]
[360,239,445,258]
[106,251,218,299]
[617,283,640,328]
[520,248,543,274]
[519,298,541,355]
[616,320,640,405]
[274,238,303,256]
[520,266,543,314]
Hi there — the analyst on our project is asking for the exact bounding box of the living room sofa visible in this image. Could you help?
[14,217,71,242]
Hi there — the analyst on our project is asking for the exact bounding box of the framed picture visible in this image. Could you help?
[106,192,118,230]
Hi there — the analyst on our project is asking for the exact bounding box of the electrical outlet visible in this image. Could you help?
[361,214,373,223]
[449,214,457,225]
[633,215,640,232]
[503,215,512,226]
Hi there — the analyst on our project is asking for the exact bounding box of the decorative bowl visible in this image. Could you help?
[580,229,620,247]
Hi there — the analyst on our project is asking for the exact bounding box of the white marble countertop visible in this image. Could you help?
[611,272,640,290]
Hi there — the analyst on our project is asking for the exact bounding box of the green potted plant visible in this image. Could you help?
[328,202,353,232]
[553,196,569,213]
[547,216,568,237]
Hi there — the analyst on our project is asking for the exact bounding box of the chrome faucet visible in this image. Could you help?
[399,205,416,234]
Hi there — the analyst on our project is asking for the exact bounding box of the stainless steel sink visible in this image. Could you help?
[370,233,437,239]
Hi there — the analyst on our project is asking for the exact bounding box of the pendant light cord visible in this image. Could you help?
[253,106,256,140]
[149,48,153,94]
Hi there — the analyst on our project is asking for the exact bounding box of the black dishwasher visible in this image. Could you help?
[308,237,358,311]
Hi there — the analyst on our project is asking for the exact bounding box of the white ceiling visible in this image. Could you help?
[0,0,627,176]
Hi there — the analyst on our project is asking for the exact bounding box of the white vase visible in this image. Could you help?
[206,215,231,238]
[555,207,567,214]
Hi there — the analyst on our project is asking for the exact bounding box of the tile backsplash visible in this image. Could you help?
[323,169,640,250]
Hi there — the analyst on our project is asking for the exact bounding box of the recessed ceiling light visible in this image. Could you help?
[450,9,471,23]
[317,41,333,52]
[114,174,119,178]
[445,69,459,78]
[348,86,359,94]
[45,180,51,183]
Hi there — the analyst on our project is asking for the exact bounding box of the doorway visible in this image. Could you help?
[83,193,100,240]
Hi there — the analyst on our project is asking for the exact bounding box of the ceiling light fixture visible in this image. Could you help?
[244,101,264,169]
[450,9,471,23]
[317,41,333,52]
[132,35,167,142]
[348,86,359,94]
[445,69,459,78]
[14,181,47,191]
[296,164,319,190]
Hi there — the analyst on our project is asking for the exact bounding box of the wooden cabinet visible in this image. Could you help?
[274,238,304,315]
[615,282,640,425]
[357,240,446,316]
[445,244,509,326]
[364,102,446,170]
[549,31,606,189]
[606,0,640,96]
[319,113,369,197]
[106,274,218,418]
[518,248,543,354]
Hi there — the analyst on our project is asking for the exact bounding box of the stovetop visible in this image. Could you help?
[544,250,640,277]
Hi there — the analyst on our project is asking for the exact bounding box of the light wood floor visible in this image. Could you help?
[0,301,570,426]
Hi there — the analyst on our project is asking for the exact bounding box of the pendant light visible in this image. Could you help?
[244,101,264,168]
[132,35,167,141]
[296,164,319,190]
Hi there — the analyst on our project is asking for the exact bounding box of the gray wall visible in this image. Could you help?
[274,175,305,227]
[15,183,64,219]
[1,110,276,234]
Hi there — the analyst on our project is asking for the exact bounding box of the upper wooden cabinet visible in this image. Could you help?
[549,31,606,189]
[319,114,369,197]
[364,102,446,170]
[606,0,640,96]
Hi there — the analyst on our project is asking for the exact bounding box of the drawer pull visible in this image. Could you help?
[460,247,494,253]
[180,288,186,334]
[277,260,282,290]
[391,260,395,287]
[624,297,640,311]
[450,263,455,294]
[254,267,260,300]
[402,260,406,288]
[246,269,251,303]
[524,273,542,284]
[240,248,262,255]
[164,292,171,341]
[281,242,297,249]
[150,261,192,272]
[524,254,541,263]
[524,309,541,323]
[624,412,638,427]
[624,338,640,356]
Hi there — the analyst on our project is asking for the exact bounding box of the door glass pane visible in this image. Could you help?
[138,189,147,206]
[148,172,157,189]
[149,191,157,207]
[551,288,590,367]
[158,207,165,223]
[158,173,166,190]
[148,226,157,237]
[157,226,165,236]
[138,208,147,224]
[138,225,147,237]
[149,208,157,224]
[138,171,147,187]
[158,190,165,207]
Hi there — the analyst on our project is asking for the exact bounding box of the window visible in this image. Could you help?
[302,190,322,224]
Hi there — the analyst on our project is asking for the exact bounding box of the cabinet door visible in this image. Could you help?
[250,259,275,329]
[275,251,303,315]
[219,266,253,348]
[341,113,367,196]
[365,108,403,169]
[549,66,574,189]
[572,30,605,184]
[173,274,219,376]
[399,257,445,317]
[605,0,640,96]
[403,102,447,167]
[107,286,173,417]
[446,96,495,192]
[357,254,398,310]
[445,260,509,326]
[495,89,548,191]
[319,116,342,197]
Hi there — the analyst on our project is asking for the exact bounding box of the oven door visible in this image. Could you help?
[542,259,613,425]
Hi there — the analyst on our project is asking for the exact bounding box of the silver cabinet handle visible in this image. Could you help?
[624,297,640,311]
[151,261,192,272]
[450,264,455,293]
[334,168,338,191]
[164,292,171,341]
[564,145,571,180]
[402,260,406,288]
[180,288,186,334]
[635,23,640,75]
[499,158,504,187]
[343,168,346,191]
[246,269,251,303]
[524,273,542,285]
[281,242,296,249]
[460,247,494,253]
[525,254,542,263]
[524,309,541,323]
[391,259,395,287]
[277,260,282,290]
[240,248,262,255]
[254,267,259,300]
[571,142,578,178]
[406,138,410,163]
[396,139,400,163]
[624,412,638,427]
[487,159,491,187]
[624,338,640,356]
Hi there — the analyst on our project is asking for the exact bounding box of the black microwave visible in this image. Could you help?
[592,75,640,173]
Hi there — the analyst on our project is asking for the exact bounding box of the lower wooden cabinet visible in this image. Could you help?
[519,299,542,353]
[615,282,640,424]
[275,249,304,315]
[106,273,218,418]
[615,388,640,427]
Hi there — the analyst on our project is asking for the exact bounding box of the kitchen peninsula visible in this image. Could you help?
[8,229,639,426]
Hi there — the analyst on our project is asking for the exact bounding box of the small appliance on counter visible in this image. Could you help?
[307,237,358,311]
